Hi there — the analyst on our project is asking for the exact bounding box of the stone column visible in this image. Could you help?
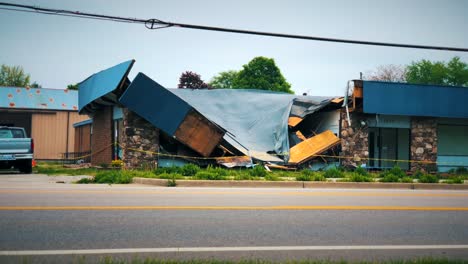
[122,108,159,169]
[410,117,437,172]
[340,110,369,167]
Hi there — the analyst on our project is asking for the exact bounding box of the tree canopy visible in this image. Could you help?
[178,71,210,89]
[209,70,238,89]
[67,83,79,90]
[232,57,293,94]
[365,64,406,82]
[0,64,31,87]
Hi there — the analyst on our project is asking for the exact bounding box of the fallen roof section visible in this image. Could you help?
[288,130,340,165]
[119,73,338,163]
[78,60,135,115]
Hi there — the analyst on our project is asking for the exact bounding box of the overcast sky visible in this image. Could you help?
[1,0,467,96]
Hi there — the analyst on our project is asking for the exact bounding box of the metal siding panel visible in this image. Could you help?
[68,112,89,152]
[119,73,191,136]
[78,60,134,112]
[363,81,468,118]
[0,87,79,111]
[31,112,69,159]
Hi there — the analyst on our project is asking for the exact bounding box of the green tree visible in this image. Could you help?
[30,82,42,88]
[209,70,238,88]
[0,64,30,87]
[406,57,467,86]
[232,57,293,94]
[67,83,79,90]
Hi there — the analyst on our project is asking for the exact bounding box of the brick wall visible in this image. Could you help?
[91,106,113,165]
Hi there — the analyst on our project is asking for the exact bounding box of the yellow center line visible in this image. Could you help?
[0,189,467,197]
[0,206,467,211]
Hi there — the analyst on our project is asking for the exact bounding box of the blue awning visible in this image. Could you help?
[363,81,468,118]
[78,60,135,115]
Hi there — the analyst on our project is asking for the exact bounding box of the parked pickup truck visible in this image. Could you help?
[0,127,34,173]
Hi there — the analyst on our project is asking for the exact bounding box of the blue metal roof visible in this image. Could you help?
[0,86,79,111]
[363,81,468,118]
[78,60,134,114]
[73,119,93,128]
[119,73,192,135]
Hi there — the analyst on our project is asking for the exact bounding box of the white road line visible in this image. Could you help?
[1,245,468,256]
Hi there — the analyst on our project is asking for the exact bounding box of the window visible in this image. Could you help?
[368,128,410,170]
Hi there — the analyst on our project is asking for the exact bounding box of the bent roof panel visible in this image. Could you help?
[78,60,134,114]
[119,73,336,162]
[0,86,78,111]
[363,81,468,118]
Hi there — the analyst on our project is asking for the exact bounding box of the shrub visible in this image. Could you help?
[156,173,184,180]
[418,174,439,183]
[94,170,134,184]
[400,177,414,183]
[388,166,406,178]
[455,167,468,174]
[296,170,325,181]
[194,171,226,180]
[249,165,267,177]
[154,166,181,175]
[323,167,344,178]
[180,164,200,176]
[380,174,400,183]
[354,166,368,176]
[76,177,94,184]
[206,165,229,177]
[445,176,464,184]
[347,172,373,182]
[265,174,281,181]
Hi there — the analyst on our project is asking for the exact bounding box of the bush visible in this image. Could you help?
[296,170,325,181]
[265,174,281,181]
[455,167,468,175]
[249,165,267,177]
[347,172,373,182]
[156,173,184,180]
[354,166,368,176]
[194,171,226,180]
[380,174,400,183]
[154,166,181,175]
[94,170,134,184]
[323,167,344,178]
[400,177,414,183]
[180,164,200,176]
[418,174,439,183]
[446,176,464,184]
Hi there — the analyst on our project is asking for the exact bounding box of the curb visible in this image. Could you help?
[132,177,468,190]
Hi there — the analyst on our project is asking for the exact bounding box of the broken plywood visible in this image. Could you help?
[174,109,225,157]
[288,130,340,165]
[288,117,303,127]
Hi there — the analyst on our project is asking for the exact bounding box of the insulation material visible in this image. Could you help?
[288,130,340,164]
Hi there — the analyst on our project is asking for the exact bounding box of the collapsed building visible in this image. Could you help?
[77,60,342,169]
[77,60,468,172]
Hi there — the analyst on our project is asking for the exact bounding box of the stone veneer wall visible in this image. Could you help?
[122,108,159,169]
[340,110,369,167]
[410,117,437,172]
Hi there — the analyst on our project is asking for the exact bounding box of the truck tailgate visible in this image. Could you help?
[0,139,32,154]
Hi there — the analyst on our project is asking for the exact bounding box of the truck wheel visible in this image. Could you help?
[20,160,32,174]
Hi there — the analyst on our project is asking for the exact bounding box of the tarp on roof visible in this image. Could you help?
[79,60,135,115]
[119,73,335,163]
[0,86,78,111]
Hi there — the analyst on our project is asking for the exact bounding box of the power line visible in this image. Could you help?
[1,2,467,52]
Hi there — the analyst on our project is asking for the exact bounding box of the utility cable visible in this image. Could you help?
[0,2,467,52]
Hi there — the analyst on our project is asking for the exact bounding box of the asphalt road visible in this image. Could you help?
[0,173,468,263]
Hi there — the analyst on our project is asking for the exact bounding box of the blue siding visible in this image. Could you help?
[78,60,134,113]
[363,81,468,118]
[119,73,192,135]
[0,86,78,111]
